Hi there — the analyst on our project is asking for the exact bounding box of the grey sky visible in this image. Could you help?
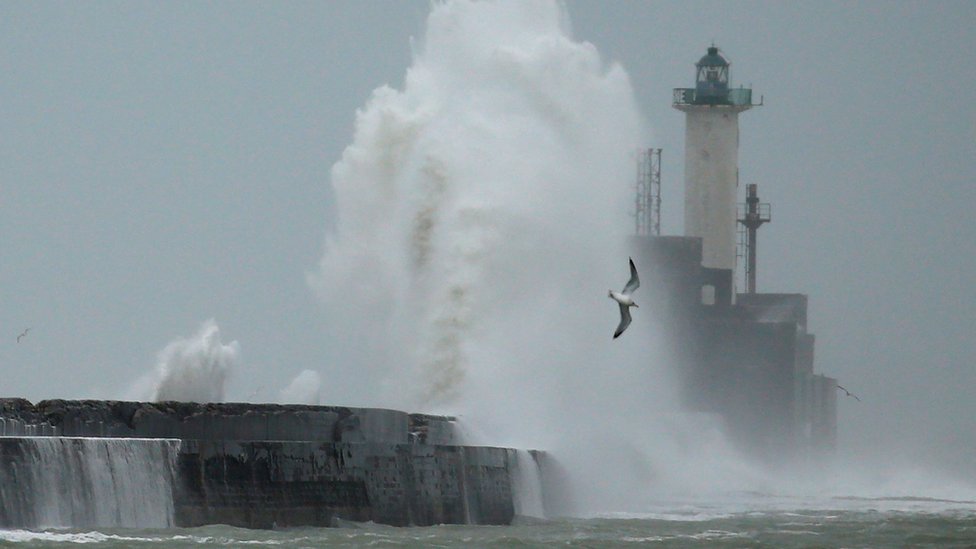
[2,1,974,474]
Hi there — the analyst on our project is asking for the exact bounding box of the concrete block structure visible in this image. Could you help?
[631,236,838,463]
[0,400,531,529]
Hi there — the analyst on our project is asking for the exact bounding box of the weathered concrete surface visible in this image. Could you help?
[0,400,412,443]
[0,401,524,529]
[174,440,515,528]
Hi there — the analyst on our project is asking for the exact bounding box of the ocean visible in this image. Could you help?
[3,495,974,548]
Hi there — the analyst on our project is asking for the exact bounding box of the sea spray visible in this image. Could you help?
[311,0,640,408]
[512,450,546,519]
[151,319,239,403]
[279,369,323,404]
[311,0,759,513]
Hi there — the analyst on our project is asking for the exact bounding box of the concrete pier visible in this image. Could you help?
[0,400,531,529]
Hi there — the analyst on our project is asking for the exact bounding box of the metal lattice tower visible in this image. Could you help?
[736,183,771,293]
[635,148,662,236]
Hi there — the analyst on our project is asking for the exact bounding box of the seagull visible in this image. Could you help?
[609,258,640,339]
[836,384,861,402]
[16,328,30,343]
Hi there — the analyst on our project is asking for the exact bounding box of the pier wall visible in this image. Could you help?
[0,400,524,529]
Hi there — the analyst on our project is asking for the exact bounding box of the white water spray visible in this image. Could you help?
[311,0,640,407]
[149,319,239,403]
[279,369,323,405]
[512,450,546,519]
[311,0,761,514]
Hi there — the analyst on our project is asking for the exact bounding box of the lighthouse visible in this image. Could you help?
[673,46,760,305]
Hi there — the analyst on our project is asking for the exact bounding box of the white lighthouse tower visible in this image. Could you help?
[673,46,760,305]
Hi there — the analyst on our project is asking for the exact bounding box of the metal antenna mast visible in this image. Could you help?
[635,148,662,236]
[736,183,771,293]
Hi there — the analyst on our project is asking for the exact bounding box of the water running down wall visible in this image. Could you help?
[0,437,180,529]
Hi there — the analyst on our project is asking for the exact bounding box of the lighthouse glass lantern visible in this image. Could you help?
[695,46,730,104]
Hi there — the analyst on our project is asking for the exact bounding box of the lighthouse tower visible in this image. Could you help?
[673,46,760,304]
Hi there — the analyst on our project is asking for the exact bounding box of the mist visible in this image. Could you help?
[278,369,323,405]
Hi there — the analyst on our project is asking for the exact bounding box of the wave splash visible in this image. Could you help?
[150,319,239,403]
[309,0,641,411]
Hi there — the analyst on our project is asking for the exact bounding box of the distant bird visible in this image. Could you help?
[836,384,861,402]
[16,328,30,343]
[609,258,640,339]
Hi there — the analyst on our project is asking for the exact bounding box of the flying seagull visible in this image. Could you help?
[609,258,640,339]
[16,328,30,343]
[836,384,861,402]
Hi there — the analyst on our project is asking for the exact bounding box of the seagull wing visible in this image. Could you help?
[837,385,861,402]
[613,303,632,339]
[622,257,640,295]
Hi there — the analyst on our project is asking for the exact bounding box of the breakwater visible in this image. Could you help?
[0,399,541,529]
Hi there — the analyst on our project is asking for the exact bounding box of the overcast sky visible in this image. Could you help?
[2,1,974,475]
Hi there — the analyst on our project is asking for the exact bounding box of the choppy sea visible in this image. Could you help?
[3,494,975,548]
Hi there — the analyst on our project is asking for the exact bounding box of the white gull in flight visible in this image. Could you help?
[609,258,640,339]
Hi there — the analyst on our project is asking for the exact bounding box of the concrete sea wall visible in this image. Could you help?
[0,400,532,529]
[175,440,515,528]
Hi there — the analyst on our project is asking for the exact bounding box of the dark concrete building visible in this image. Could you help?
[630,236,837,463]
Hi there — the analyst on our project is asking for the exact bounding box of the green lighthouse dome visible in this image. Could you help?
[695,46,731,104]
